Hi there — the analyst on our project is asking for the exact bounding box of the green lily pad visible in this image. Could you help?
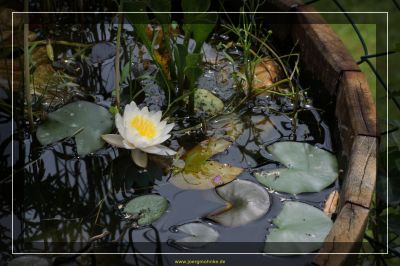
[207,180,270,227]
[194,88,224,115]
[123,194,169,226]
[170,161,243,190]
[184,138,232,173]
[170,138,243,190]
[36,101,113,156]
[264,201,333,253]
[254,142,338,194]
[174,222,219,248]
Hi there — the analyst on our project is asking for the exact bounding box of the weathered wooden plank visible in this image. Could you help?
[335,71,378,157]
[340,135,377,209]
[291,5,360,95]
[313,203,369,266]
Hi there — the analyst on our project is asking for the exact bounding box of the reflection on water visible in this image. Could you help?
[1,13,339,266]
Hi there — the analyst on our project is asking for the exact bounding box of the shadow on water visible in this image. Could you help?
[0,11,340,266]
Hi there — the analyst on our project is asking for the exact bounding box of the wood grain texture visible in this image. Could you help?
[313,203,369,266]
[291,5,360,95]
[336,71,378,157]
[340,136,377,209]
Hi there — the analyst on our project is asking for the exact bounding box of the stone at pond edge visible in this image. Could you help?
[36,101,113,156]
[254,142,338,194]
[194,88,224,115]
[123,194,169,226]
[264,201,333,254]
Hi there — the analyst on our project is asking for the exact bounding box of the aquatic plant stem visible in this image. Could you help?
[114,7,123,109]
[24,0,34,130]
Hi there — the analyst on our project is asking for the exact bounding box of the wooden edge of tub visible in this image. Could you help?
[264,0,378,264]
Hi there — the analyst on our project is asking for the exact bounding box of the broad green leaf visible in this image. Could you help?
[194,89,224,116]
[207,180,270,227]
[124,194,169,226]
[170,137,241,190]
[36,101,113,156]
[184,138,231,173]
[264,201,333,253]
[120,62,131,83]
[254,142,338,194]
[173,43,188,88]
[174,222,219,248]
[170,160,242,190]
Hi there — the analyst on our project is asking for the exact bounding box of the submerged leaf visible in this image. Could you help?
[207,180,270,227]
[170,161,242,190]
[194,88,224,116]
[124,194,169,226]
[254,142,338,194]
[173,222,219,248]
[264,201,333,253]
[184,138,231,173]
[170,138,242,190]
[36,101,113,156]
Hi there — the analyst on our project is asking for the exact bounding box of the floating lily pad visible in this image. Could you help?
[194,88,224,115]
[254,142,338,194]
[124,194,169,226]
[173,222,219,248]
[184,138,231,173]
[170,161,242,190]
[36,101,113,156]
[264,201,333,253]
[170,138,243,190]
[207,180,270,227]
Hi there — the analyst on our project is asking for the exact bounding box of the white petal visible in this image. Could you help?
[123,139,136,149]
[115,113,126,139]
[124,101,138,116]
[141,144,176,156]
[153,134,171,145]
[131,149,148,168]
[142,106,149,116]
[162,123,175,134]
[153,110,162,122]
[101,134,125,148]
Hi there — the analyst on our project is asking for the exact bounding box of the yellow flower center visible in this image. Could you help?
[130,115,157,139]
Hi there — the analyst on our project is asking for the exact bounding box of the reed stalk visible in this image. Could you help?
[114,4,123,109]
[24,0,34,130]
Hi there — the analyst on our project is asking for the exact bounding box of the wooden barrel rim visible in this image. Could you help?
[264,1,378,264]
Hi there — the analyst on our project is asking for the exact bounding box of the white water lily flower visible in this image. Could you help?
[102,101,176,168]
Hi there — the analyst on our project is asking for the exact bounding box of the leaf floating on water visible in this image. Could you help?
[36,101,113,156]
[194,88,224,116]
[170,138,242,190]
[173,222,219,248]
[124,194,169,226]
[170,161,242,190]
[264,201,333,254]
[207,180,270,227]
[254,142,338,194]
[184,138,231,173]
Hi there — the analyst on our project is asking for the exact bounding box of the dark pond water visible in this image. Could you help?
[1,13,339,266]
